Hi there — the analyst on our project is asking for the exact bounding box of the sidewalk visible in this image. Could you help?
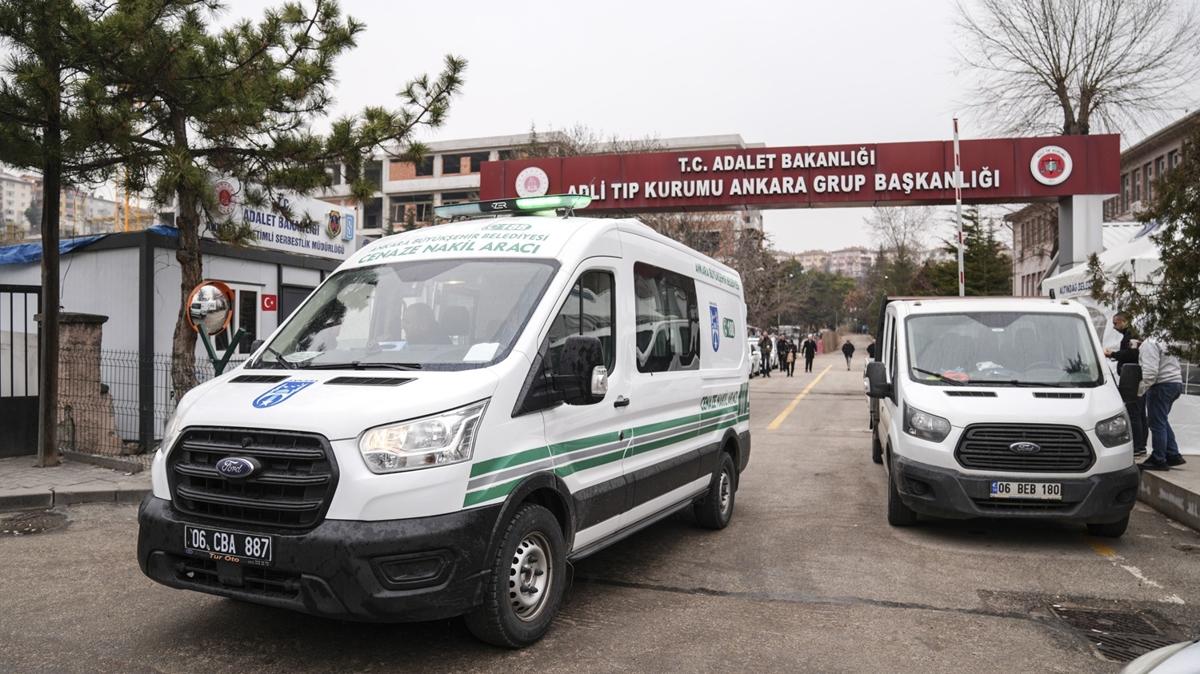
[0,455,151,511]
[1139,460,1200,531]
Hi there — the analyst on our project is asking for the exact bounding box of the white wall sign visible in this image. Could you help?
[207,177,356,260]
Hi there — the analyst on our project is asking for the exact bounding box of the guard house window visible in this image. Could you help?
[633,262,699,373]
[415,156,435,177]
[468,152,491,173]
[546,270,616,374]
[442,154,463,175]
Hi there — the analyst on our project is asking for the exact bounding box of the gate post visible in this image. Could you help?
[138,234,155,452]
[1057,195,1105,272]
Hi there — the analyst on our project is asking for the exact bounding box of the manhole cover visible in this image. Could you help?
[1051,605,1177,663]
[0,510,68,536]
[1091,634,1179,663]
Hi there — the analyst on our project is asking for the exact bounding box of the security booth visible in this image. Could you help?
[0,223,347,458]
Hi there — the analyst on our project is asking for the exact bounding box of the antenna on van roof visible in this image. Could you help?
[433,194,592,221]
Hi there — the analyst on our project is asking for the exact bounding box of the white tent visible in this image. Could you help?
[1041,222,1198,455]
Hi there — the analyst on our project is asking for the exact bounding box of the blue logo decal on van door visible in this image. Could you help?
[252,380,316,408]
[709,304,721,351]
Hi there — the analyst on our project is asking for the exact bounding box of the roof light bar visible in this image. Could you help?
[433,194,592,219]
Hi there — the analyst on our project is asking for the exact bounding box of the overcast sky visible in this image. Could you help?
[230,0,1198,253]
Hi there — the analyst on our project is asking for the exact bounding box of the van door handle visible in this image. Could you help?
[614,396,631,408]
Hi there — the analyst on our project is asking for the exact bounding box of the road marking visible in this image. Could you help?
[767,364,832,431]
[1088,539,1185,604]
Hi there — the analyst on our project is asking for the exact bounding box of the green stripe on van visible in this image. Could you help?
[469,445,552,478]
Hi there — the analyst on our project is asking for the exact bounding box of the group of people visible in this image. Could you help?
[1106,312,1186,471]
[757,332,819,378]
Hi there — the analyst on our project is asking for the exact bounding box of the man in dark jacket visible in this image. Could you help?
[801,335,818,373]
[1105,313,1147,455]
[758,333,772,378]
[866,340,876,360]
[780,337,796,377]
[841,340,855,370]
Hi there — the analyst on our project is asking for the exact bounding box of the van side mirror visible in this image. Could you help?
[1118,363,1142,403]
[554,335,607,405]
[864,361,891,399]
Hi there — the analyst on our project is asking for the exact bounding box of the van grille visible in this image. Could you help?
[955,424,1094,473]
[167,428,337,530]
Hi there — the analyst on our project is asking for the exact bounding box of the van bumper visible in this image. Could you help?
[137,496,499,622]
[893,457,1139,524]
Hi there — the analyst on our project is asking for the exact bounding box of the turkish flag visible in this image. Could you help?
[261,294,278,312]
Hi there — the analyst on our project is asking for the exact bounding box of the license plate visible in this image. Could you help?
[183,525,273,566]
[989,481,1062,500]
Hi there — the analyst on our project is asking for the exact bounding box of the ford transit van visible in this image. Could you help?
[137,196,751,647]
[865,297,1139,537]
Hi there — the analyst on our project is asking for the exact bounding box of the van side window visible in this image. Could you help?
[547,270,616,373]
[887,316,897,383]
[633,262,699,373]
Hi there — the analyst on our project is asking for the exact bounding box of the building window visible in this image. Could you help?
[364,160,382,189]
[1143,163,1153,203]
[1120,174,1129,213]
[439,191,473,206]
[324,163,343,185]
[1132,171,1141,204]
[441,154,463,175]
[633,262,699,373]
[468,152,491,173]
[1168,149,1180,171]
[415,156,435,177]
[1156,156,1167,181]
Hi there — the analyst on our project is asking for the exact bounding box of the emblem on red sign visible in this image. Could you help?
[1030,145,1073,186]
[514,166,550,197]
[261,294,277,312]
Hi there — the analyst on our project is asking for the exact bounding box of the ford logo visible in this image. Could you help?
[1009,441,1042,455]
[215,457,260,479]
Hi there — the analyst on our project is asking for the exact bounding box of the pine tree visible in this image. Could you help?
[920,207,1012,296]
[87,0,464,396]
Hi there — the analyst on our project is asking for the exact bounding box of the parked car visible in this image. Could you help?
[748,339,762,376]
[865,297,1140,538]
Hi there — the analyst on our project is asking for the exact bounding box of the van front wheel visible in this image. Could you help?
[695,452,737,530]
[465,504,566,648]
[887,470,918,527]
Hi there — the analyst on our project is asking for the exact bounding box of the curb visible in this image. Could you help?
[1138,471,1200,532]
[0,487,151,513]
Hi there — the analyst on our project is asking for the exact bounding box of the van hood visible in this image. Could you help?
[174,368,500,441]
[902,382,1124,430]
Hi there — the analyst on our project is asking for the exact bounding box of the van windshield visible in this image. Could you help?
[249,258,557,371]
[905,312,1103,387]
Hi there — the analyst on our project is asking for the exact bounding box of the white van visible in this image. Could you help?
[137,196,751,647]
[865,297,1140,537]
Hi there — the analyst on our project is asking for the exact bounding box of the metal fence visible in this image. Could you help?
[58,349,247,456]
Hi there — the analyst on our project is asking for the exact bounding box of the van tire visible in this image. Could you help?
[887,470,918,527]
[1086,516,1129,538]
[871,433,883,464]
[695,452,737,530]
[465,504,566,648]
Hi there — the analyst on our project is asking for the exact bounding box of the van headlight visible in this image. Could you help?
[904,403,952,443]
[159,409,185,458]
[358,400,488,474]
[1095,413,1131,448]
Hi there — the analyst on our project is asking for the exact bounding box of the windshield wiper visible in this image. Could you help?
[262,346,296,370]
[299,361,423,371]
[911,367,966,386]
[969,380,1075,388]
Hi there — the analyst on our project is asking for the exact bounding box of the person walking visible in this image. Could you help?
[866,339,876,360]
[781,337,796,377]
[1105,312,1147,456]
[801,334,818,373]
[841,339,855,370]
[758,333,773,378]
[1137,336,1185,471]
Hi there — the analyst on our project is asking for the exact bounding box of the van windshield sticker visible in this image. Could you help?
[463,343,500,362]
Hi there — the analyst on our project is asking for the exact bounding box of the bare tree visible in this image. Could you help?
[867,206,931,262]
[957,0,1200,135]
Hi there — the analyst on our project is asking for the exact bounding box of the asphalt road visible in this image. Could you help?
[3,348,1200,673]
